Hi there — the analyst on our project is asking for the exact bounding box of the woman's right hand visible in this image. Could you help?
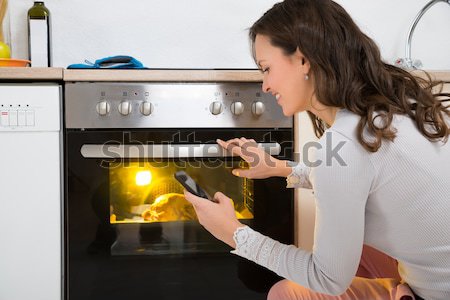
[217,137,292,179]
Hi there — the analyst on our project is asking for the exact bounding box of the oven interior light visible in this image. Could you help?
[135,170,152,186]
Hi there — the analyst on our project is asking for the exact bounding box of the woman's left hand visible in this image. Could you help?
[184,190,244,248]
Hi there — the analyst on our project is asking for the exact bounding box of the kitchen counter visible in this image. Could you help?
[0,68,449,83]
[63,69,450,94]
[0,67,63,80]
[62,69,450,98]
[64,69,450,83]
[413,70,450,82]
[63,69,264,82]
[413,71,450,93]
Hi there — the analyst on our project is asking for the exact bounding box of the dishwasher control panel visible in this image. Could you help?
[1,107,35,127]
[0,84,61,132]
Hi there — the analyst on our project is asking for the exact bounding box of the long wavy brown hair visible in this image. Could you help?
[249,0,449,152]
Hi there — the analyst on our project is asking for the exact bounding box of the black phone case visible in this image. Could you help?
[174,171,211,200]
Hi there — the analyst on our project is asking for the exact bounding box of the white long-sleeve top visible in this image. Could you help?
[231,109,450,299]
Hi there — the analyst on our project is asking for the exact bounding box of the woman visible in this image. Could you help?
[184,0,450,299]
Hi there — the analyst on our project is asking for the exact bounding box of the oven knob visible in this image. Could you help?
[140,101,154,116]
[251,101,265,116]
[209,101,223,115]
[231,101,244,115]
[118,101,132,116]
[96,101,110,116]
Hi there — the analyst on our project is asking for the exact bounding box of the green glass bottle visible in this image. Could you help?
[27,1,51,67]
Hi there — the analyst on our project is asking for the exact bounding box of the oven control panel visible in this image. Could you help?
[65,82,293,129]
[0,84,61,132]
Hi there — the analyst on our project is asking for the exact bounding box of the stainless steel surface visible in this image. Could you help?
[65,82,292,129]
[80,142,281,158]
[396,0,450,69]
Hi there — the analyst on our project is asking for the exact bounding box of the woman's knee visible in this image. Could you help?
[268,280,292,300]
[267,280,345,300]
[267,279,313,300]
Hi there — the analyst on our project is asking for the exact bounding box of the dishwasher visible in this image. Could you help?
[0,83,62,300]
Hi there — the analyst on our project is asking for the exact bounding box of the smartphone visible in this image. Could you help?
[174,171,212,201]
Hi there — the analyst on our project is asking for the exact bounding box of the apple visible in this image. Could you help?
[0,42,11,59]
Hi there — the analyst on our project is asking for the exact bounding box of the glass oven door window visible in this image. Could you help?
[105,159,254,256]
[109,160,254,224]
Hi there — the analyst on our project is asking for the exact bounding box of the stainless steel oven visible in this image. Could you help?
[64,81,294,300]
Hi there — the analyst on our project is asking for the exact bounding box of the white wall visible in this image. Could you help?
[8,0,450,69]
[10,0,276,68]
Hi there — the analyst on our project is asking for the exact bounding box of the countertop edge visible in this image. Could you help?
[63,69,450,82]
[412,70,450,82]
[63,69,264,82]
[0,67,64,80]
[1,68,449,82]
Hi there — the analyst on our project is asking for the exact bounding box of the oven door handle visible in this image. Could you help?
[80,143,281,158]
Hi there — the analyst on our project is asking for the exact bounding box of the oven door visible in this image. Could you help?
[65,129,293,300]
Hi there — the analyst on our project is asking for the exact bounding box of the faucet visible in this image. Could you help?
[395,0,450,69]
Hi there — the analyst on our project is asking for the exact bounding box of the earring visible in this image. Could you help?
[304,74,309,81]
